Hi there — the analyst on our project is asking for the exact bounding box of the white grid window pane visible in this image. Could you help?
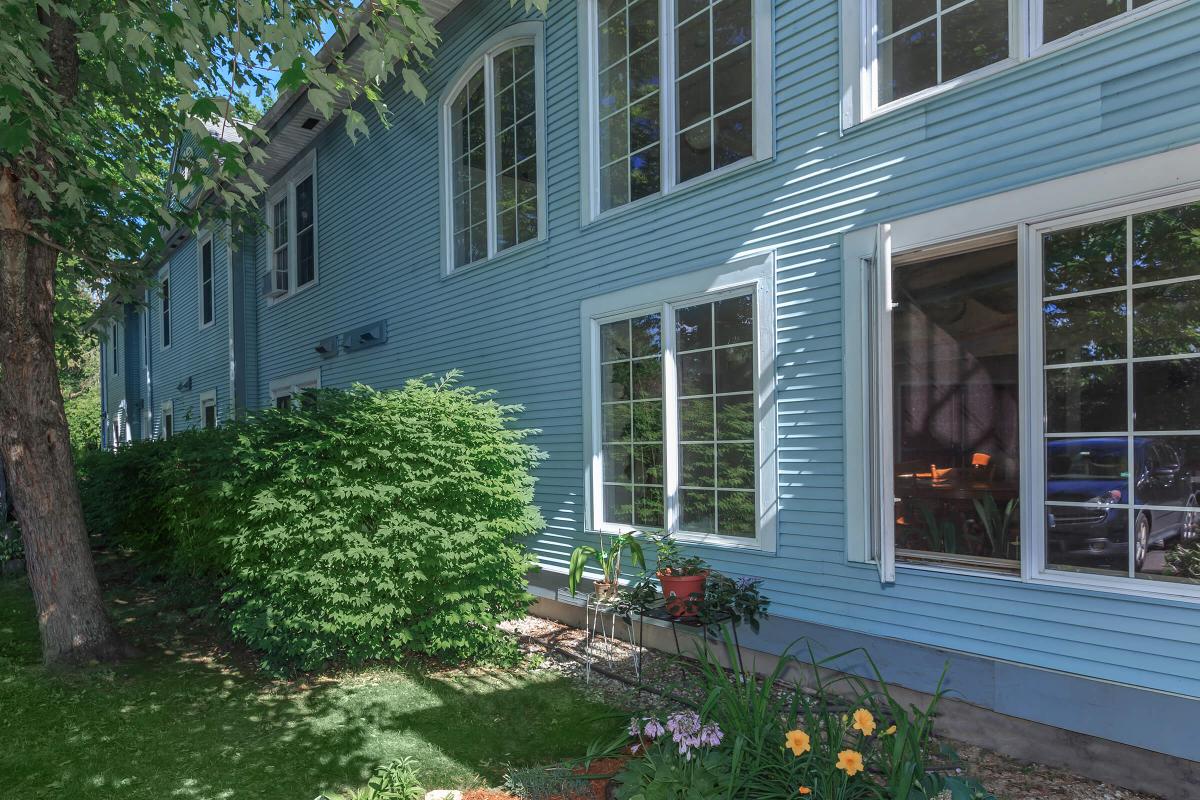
[675,293,755,537]
[675,0,753,183]
[1042,199,1200,586]
[494,45,539,252]
[599,314,666,528]
[598,0,662,211]
[451,68,488,268]
[875,0,1009,106]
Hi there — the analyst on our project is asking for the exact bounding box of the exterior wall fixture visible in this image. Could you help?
[176,377,192,392]
[314,336,339,358]
[341,321,387,353]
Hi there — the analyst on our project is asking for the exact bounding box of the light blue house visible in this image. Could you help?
[99,0,1200,792]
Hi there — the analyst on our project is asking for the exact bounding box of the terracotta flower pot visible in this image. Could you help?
[594,580,619,602]
[657,570,708,618]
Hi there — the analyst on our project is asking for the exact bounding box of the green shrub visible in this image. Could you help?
[78,373,545,671]
[320,757,425,800]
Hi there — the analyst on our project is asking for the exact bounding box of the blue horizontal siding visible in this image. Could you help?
[215,0,1200,706]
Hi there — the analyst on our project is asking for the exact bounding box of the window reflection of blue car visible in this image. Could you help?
[1046,438,1200,570]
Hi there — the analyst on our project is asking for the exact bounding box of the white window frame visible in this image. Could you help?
[581,251,778,552]
[439,23,548,277]
[579,0,775,223]
[110,322,119,375]
[266,150,318,302]
[844,142,1200,602]
[159,265,172,350]
[269,368,321,408]
[839,0,1186,129]
[161,401,173,440]
[200,389,218,429]
[198,230,215,330]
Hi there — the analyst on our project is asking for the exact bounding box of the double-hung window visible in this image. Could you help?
[160,268,172,349]
[583,254,777,549]
[199,233,215,328]
[111,323,119,375]
[441,24,546,274]
[585,0,773,217]
[842,0,1180,124]
[200,390,218,429]
[266,152,317,299]
[845,148,1200,597]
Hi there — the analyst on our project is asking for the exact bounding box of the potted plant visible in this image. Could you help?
[652,534,710,617]
[568,530,646,601]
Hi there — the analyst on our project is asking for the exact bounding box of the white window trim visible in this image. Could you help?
[843,142,1200,603]
[160,401,173,440]
[110,322,120,375]
[839,0,1187,130]
[159,264,172,351]
[579,0,775,224]
[199,389,218,429]
[581,251,778,552]
[198,229,215,330]
[266,150,318,303]
[439,22,548,277]
[269,368,322,407]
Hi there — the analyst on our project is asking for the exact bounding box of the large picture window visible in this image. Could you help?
[586,0,772,218]
[442,26,545,273]
[846,164,1200,596]
[843,0,1177,123]
[584,255,777,549]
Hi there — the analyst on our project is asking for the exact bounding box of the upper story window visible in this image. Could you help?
[160,268,172,349]
[582,253,778,551]
[200,234,215,328]
[843,146,1200,599]
[585,0,773,218]
[441,24,546,274]
[111,323,119,375]
[842,0,1178,124]
[266,151,317,299]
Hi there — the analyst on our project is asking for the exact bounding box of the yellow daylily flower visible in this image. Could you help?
[851,708,876,736]
[836,749,864,777]
[884,724,897,736]
[785,729,811,756]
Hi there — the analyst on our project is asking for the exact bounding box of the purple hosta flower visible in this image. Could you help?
[698,723,724,747]
[628,717,641,737]
[735,576,762,592]
[643,717,665,739]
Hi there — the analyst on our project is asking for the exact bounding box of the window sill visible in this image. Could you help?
[266,279,319,307]
[588,524,776,555]
[442,236,548,280]
[845,0,1188,134]
[583,152,775,229]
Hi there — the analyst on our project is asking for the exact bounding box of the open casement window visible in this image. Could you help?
[265,152,317,299]
[269,369,321,410]
[841,0,1179,126]
[584,0,773,218]
[846,171,1200,597]
[583,254,777,550]
[441,24,546,274]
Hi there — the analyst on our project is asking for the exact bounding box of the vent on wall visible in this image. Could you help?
[342,321,388,352]
[301,117,321,130]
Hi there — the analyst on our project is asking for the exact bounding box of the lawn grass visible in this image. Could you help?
[0,571,622,799]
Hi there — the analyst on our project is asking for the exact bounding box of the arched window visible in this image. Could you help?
[441,24,545,273]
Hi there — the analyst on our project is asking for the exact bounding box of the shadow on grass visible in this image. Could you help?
[0,574,620,800]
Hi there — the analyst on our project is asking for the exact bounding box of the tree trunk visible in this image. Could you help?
[0,172,128,666]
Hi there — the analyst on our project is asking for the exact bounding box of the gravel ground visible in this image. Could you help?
[500,615,1163,800]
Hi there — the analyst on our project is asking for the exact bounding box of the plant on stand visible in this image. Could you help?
[652,533,710,617]
[568,530,646,601]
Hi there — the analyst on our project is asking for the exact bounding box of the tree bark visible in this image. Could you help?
[0,7,129,665]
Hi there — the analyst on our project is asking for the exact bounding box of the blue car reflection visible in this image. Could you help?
[1046,438,1199,570]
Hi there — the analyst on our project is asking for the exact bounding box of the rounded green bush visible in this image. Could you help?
[80,373,545,671]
